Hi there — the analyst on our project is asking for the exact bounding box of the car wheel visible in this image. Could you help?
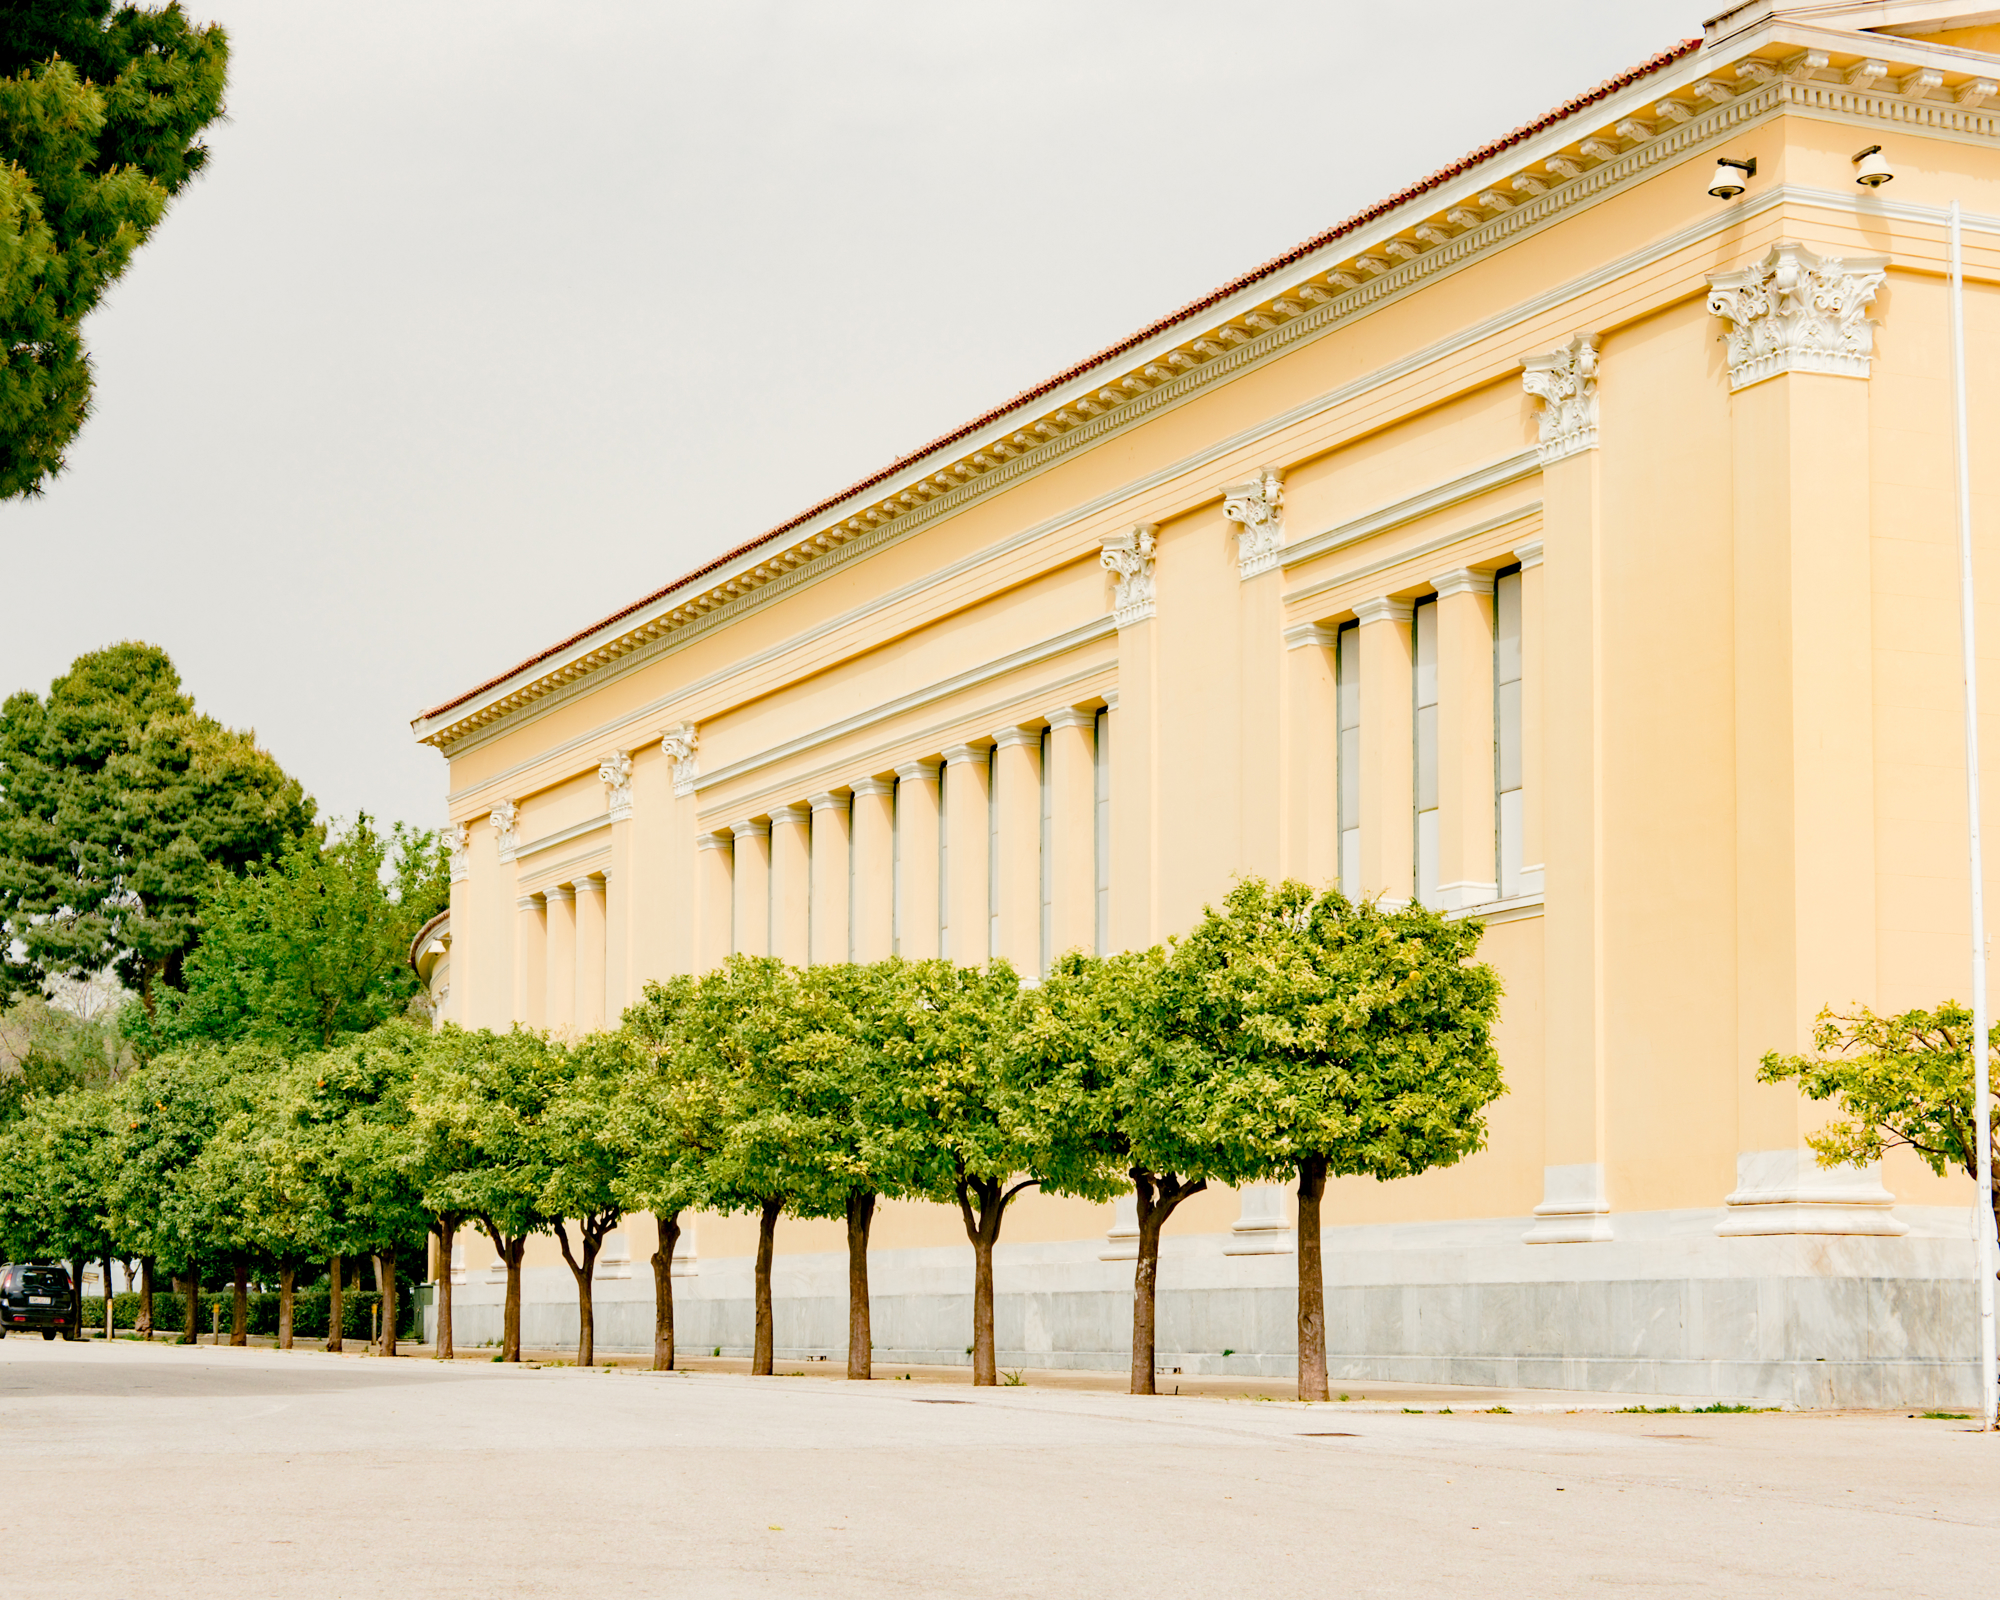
[40,1330,56,1341]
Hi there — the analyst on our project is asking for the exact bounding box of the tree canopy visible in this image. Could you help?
[0,643,314,1010]
[0,0,229,497]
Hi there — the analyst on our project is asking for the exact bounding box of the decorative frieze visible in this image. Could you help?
[1098,523,1158,626]
[1705,243,1887,391]
[1521,333,1599,464]
[659,722,699,797]
[445,822,471,882]
[490,801,519,863]
[598,751,634,821]
[1222,468,1284,579]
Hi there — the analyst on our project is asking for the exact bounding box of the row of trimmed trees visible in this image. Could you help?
[0,879,1506,1399]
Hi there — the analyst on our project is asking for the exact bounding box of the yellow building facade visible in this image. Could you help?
[415,2,2000,1404]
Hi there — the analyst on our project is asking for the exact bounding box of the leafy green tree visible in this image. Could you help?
[1018,945,1261,1395]
[0,1,229,497]
[408,1026,563,1362]
[0,992,132,1119]
[533,1030,630,1367]
[104,1040,276,1341]
[1176,880,1505,1401]
[614,975,716,1373]
[673,957,848,1376]
[1760,1002,2000,1251]
[878,957,1082,1385]
[0,1084,116,1332]
[0,643,314,1012]
[145,816,447,1053]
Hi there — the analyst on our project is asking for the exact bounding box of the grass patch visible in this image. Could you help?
[1920,1411,1972,1420]
[1486,1405,1512,1414]
[1616,1402,1776,1414]
[1001,1369,1025,1386]
[1402,1407,1423,1414]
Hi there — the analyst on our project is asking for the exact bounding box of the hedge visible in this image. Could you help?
[80,1288,418,1340]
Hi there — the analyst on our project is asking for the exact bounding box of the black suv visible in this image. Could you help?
[0,1264,76,1339]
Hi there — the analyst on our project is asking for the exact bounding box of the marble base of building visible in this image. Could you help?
[432,1210,1987,1410]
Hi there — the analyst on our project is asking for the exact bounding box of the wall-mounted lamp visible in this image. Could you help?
[1708,156,1757,199]
[1853,145,1894,187]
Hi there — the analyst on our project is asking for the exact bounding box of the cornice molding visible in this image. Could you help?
[515,812,612,863]
[1286,503,1543,611]
[1282,450,1540,571]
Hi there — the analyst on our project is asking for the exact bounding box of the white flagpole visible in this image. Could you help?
[1950,199,1998,1432]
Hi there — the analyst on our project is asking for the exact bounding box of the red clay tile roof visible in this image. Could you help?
[417,36,1703,729]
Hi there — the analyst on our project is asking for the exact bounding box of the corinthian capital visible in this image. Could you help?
[1706,243,1886,391]
[1521,333,1599,464]
[659,721,699,797]
[598,751,634,821]
[1222,468,1284,579]
[489,801,519,863]
[444,822,471,882]
[1099,523,1158,627]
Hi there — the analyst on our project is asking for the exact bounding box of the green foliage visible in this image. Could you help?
[0,643,315,1008]
[1758,1002,1998,1182]
[81,1288,415,1339]
[0,1082,114,1264]
[141,816,448,1053]
[611,974,714,1220]
[407,1026,566,1245]
[0,992,132,1119]
[1173,879,1506,1182]
[536,1028,629,1239]
[0,1,229,496]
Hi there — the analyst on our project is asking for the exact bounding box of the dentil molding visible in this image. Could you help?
[1705,242,1887,390]
[1099,523,1158,627]
[1222,469,1285,579]
[1521,333,1600,464]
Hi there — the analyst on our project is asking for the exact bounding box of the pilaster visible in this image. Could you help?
[598,752,633,1013]
[941,744,990,963]
[808,792,851,965]
[1045,708,1099,961]
[695,832,734,972]
[659,726,702,980]
[730,818,771,958]
[573,876,606,1033]
[991,727,1042,975]
[543,883,576,1037]
[512,892,545,1028]
[893,761,941,959]
[1513,540,1547,896]
[1282,625,1338,888]
[769,805,812,967]
[849,778,895,962]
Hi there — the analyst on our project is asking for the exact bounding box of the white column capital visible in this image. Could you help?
[769,804,811,829]
[573,875,606,900]
[894,759,941,784]
[598,751,634,821]
[1431,567,1494,600]
[696,830,734,852]
[1513,539,1545,570]
[941,743,987,768]
[1521,332,1599,465]
[807,791,849,813]
[1353,596,1414,628]
[850,776,895,799]
[1221,467,1285,579]
[515,894,543,911]
[543,883,575,904]
[1101,689,1120,711]
[1099,523,1158,626]
[991,725,1042,749]
[1046,706,1097,731]
[445,822,471,882]
[1283,622,1338,650]
[1706,243,1887,390]
[490,800,520,863]
[659,721,700,797]
[728,817,770,839]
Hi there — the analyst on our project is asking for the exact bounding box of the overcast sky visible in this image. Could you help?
[2,0,1701,830]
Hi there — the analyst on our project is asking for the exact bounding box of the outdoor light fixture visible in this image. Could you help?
[1708,156,1756,199]
[1854,145,1894,187]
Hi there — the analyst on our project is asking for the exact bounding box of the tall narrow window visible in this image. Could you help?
[1094,707,1111,954]
[986,747,1000,961]
[938,776,950,960]
[1039,727,1053,975]
[1337,623,1361,896]
[1495,566,1524,899]
[1413,598,1439,908]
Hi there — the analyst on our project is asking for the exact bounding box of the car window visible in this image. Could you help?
[21,1269,70,1293]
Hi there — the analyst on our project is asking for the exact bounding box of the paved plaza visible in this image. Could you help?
[2,1337,1993,1597]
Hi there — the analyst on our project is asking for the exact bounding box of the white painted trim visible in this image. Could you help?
[1283,622,1338,650]
[1285,504,1543,612]
[515,813,612,862]
[1283,452,1542,572]
[1353,597,1414,627]
[1513,539,1545,569]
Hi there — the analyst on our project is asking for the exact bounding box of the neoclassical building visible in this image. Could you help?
[415,1,2000,1403]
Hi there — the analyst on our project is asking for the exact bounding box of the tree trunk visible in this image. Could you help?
[1296,1155,1329,1402]
[183,1272,198,1345]
[433,1217,455,1361]
[482,1224,526,1362]
[378,1253,397,1357]
[278,1264,295,1350]
[954,1172,1035,1386]
[1127,1168,1205,1397]
[846,1189,876,1380]
[554,1218,612,1368]
[138,1256,154,1340]
[230,1255,248,1346]
[752,1197,782,1375]
[369,1253,382,1292]
[101,1255,113,1339]
[68,1258,82,1338]
[651,1211,680,1372]
[327,1257,344,1353]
